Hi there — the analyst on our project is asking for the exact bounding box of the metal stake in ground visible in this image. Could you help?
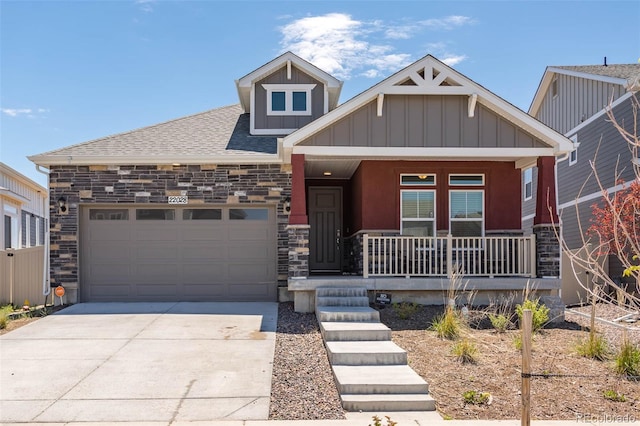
[521,309,532,426]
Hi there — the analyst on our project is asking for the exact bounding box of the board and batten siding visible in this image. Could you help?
[557,97,636,206]
[254,65,325,132]
[535,73,626,135]
[300,95,548,149]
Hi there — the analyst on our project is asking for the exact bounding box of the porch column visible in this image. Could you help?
[289,154,308,225]
[533,156,560,278]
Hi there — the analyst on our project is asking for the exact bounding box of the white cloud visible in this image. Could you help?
[421,15,474,31]
[279,13,413,80]
[2,108,48,118]
[279,13,471,80]
[135,0,154,13]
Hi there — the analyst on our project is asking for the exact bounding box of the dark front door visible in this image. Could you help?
[309,187,342,273]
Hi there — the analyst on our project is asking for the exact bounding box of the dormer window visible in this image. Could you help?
[262,84,316,116]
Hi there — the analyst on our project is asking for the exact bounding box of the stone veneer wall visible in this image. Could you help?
[533,224,561,278]
[287,225,310,278]
[49,164,292,302]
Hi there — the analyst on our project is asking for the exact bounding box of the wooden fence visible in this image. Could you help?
[0,247,48,306]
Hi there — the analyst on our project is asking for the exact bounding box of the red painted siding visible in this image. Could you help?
[349,160,521,234]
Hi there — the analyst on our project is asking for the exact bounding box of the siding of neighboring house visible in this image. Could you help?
[301,95,548,149]
[254,65,325,132]
[536,72,627,135]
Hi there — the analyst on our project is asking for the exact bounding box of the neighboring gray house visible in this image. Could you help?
[29,52,573,307]
[524,62,640,304]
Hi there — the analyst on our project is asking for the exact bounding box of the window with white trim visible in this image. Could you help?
[449,190,484,237]
[3,203,19,249]
[569,134,578,165]
[262,84,316,116]
[449,174,484,186]
[524,168,533,201]
[551,78,558,98]
[401,190,435,237]
[400,174,436,186]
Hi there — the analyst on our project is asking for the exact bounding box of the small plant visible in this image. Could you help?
[451,339,478,364]
[513,333,522,350]
[392,302,420,320]
[488,313,511,333]
[603,389,626,402]
[614,339,640,378]
[462,390,492,405]
[431,308,462,340]
[575,332,609,361]
[369,415,397,426]
[0,305,14,330]
[515,298,549,332]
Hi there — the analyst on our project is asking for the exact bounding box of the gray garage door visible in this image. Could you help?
[80,206,277,302]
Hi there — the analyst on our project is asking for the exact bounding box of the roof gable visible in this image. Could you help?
[235,51,342,114]
[529,64,640,116]
[283,54,573,155]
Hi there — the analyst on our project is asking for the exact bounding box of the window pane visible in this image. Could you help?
[417,192,434,218]
[272,92,286,111]
[451,221,482,237]
[401,175,435,185]
[449,175,484,186]
[136,209,175,220]
[182,209,221,220]
[401,192,418,218]
[229,208,269,220]
[402,221,434,237]
[292,91,307,111]
[466,192,483,218]
[450,192,483,218]
[90,209,129,220]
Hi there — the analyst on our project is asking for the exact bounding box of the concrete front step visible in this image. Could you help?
[320,321,392,341]
[317,306,380,323]
[341,393,436,412]
[316,287,368,298]
[326,341,407,365]
[316,296,370,307]
[333,365,429,395]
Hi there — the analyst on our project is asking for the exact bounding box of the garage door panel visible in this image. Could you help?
[88,264,131,284]
[135,284,179,297]
[82,206,277,302]
[89,243,131,261]
[135,245,180,260]
[182,263,227,282]
[90,284,132,297]
[181,245,227,260]
[181,228,227,241]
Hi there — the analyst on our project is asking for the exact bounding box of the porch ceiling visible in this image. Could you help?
[305,159,361,179]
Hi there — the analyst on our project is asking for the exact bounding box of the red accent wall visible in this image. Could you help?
[349,160,521,234]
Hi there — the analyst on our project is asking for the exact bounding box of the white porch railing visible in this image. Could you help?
[362,234,536,278]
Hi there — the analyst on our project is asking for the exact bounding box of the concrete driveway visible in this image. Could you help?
[0,302,278,423]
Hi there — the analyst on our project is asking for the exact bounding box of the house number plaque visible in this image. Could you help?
[168,196,188,204]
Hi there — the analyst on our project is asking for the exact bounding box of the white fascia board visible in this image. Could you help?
[251,128,298,135]
[292,146,556,159]
[0,188,31,204]
[28,154,283,167]
[382,86,474,95]
[547,67,628,86]
[235,80,250,113]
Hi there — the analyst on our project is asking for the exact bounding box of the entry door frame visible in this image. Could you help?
[308,186,343,273]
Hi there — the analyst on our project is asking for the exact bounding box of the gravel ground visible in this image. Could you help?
[268,302,345,420]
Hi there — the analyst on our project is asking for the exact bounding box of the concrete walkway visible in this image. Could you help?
[0,302,278,423]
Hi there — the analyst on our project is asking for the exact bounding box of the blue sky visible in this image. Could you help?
[1,0,639,186]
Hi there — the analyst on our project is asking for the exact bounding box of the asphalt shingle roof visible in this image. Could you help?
[554,64,640,80]
[33,104,278,159]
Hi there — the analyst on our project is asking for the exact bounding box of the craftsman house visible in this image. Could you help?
[29,52,573,309]
[525,62,640,305]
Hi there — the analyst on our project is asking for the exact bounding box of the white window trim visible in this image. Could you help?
[449,189,485,237]
[400,189,436,236]
[262,84,316,116]
[569,134,578,166]
[523,168,533,201]
[3,202,20,249]
[400,173,436,186]
[551,77,558,98]
[448,173,485,186]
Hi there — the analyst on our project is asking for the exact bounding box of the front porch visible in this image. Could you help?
[286,231,561,313]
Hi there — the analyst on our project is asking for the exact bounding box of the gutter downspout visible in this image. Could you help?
[35,165,51,300]
[554,151,570,300]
